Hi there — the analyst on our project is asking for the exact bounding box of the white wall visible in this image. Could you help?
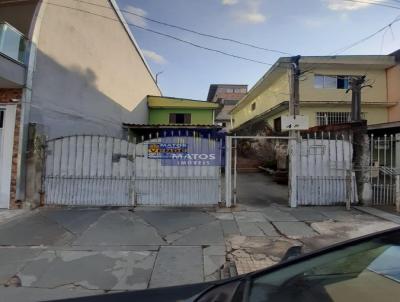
[29,0,160,139]
[0,104,16,208]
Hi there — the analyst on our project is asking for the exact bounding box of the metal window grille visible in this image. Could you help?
[316,112,365,126]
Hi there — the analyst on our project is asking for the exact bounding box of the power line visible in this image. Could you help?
[330,14,400,55]
[341,0,400,10]
[47,2,274,66]
[68,0,292,56]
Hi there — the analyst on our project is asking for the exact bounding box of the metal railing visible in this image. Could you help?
[370,134,400,206]
[0,22,28,64]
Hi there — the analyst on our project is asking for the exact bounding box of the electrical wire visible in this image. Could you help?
[47,2,275,66]
[330,14,400,55]
[342,0,400,10]
[61,0,292,56]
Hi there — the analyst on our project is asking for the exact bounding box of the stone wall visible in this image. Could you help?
[0,88,22,209]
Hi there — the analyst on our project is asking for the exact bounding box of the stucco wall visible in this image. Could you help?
[387,65,400,122]
[232,72,289,129]
[300,68,388,103]
[30,0,160,139]
[149,108,214,125]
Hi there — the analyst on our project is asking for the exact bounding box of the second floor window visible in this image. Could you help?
[169,113,191,124]
[314,75,350,89]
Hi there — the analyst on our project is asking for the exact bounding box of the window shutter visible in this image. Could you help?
[184,114,191,124]
[169,113,176,124]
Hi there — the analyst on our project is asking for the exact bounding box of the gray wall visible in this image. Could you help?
[29,0,160,139]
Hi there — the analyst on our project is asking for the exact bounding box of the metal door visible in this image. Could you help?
[134,136,222,206]
[44,135,135,206]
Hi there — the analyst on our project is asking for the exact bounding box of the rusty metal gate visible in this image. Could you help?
[43,134,222,206]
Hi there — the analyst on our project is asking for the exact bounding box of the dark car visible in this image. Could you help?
[54,227,400,302]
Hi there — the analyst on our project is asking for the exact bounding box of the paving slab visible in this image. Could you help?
[283,208,328,222]
[0,286,104,302]
[262,207,298,222]
[0,248,43,285]
[354,206,400,224]
[0,213,74,246]
[149,246,203,288]
[172,221,224,245]
[209,212,234,220]
[135,210,215,236]
[203,254,225,277]
[237,222,265,236]
[73,212,165,246]
[256,222,279,236]
[221,220,239,236]
[40,209,105,235]
[18,250,156,290]
[234,211,267,222]
[273,221,317,238]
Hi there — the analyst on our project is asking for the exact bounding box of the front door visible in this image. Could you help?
[0,106,17,208]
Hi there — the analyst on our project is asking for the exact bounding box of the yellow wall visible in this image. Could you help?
[387,65,400,122]
[231,65,391,131]
[264,106,387,129]
[231,72,289,128]
[300,68,388,103]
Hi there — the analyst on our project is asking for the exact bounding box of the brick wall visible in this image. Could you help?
[0,89,22,209]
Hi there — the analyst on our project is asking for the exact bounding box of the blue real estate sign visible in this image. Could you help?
[147,137,222,166]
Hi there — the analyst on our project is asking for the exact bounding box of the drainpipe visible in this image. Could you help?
[15,0,48,203]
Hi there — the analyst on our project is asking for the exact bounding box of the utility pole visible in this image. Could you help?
[288,55,301,208]
[289,55,301,117]
[347,75,373,207]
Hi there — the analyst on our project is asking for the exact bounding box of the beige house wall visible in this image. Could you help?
[387,65,400,122]
[30,0,161,138]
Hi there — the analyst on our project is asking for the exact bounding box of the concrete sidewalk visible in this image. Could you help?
[0,205,398,302]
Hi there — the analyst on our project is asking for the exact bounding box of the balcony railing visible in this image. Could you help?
[0,22,28,65]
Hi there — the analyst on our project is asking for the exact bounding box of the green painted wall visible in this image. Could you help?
[149,108,214,125]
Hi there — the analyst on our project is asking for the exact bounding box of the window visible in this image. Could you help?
[316,112,365,125]
[274,117,281,132]
[226,88,234,93]
[169,113,191,124]
[314,75,351,89]
[251,102,256,111]
[223,100,238,105]
[0,110,4,128]
[234,88,246,93]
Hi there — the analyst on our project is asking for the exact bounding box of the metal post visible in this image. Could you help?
[233,136,238,206]
[396,176,400,213]
[225,136,232,207]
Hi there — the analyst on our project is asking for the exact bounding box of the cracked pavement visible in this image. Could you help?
[0,174,399,301]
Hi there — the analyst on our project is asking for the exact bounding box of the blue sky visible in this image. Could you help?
[116,0,400,100]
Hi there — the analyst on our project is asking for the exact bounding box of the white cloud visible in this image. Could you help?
[232,0,267,24]
[122,5,147,27]
[142,50,167,64]
[326,0,385,11]
[234,11,266,23]
[222,0,239,5]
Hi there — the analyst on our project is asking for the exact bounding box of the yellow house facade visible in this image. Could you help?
[230,55,397,132]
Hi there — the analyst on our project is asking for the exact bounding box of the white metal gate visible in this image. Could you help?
[369,134,400,206]
[295,132,357,206]
[225,133,356,208]
[135,136,222,206]
[44,134,222,207]
[44,135,135,206]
